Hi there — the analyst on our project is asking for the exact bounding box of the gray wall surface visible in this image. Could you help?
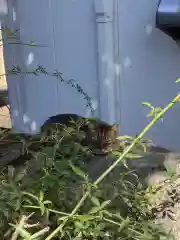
[2,0,180,151]
[118,0,180,151]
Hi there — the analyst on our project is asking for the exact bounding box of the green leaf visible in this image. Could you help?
[58,216,68,222]
[74,221,84,229]
[147,109,155,117]
[154,107,162,113]
[96,222,106,231]
[89,206,99,214]
[91,196,100,206]
[142,102,154,109]
[69,161,87,179]
[42,146,55,158]
[29,40,35,45]
[22,198,33,205]
[86,117,96,121]
[31,227,49,239]
[22,191,39,202]
[15,199,21,211]
[43,200,52,206]
[39,202,45,216]
[114,212,124,220]
[126,153,142,159]
[39,191,44,202]
[117,135,134,140]
[75,215,95,221]
[118,217,130,232]
[101,200,111,209]
[8,165,15,180]
[23,205,41,210]
[55,160,69,172]
[175,78,180,83]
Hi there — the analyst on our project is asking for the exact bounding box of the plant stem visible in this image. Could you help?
[103,217,143,236]
[95,94,180,185]
[31,227,50,239]
[10,216,27,240]
[45,94,180,240]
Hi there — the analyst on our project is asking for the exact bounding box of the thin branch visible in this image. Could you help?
[1,65,95,113]
[0,42,47,47]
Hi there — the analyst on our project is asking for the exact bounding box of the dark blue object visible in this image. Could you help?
[156,0,180,40]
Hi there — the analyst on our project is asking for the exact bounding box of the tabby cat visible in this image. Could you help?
[41,114,119,154]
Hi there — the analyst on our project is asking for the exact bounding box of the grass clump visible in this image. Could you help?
[0,117,176,240]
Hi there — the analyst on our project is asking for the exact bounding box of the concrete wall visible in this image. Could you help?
[4,0,100,134]
[118,0,180,151]
[3,0,180,151]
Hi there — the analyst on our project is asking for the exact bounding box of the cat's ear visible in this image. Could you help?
[111,123,119,131]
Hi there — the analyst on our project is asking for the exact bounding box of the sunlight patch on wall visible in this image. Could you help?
[26,52,34,65]
[23,114,30,123]
[0,0,8,15]
[114,63,122,76]
[145,24,153,36]
[102,53,109,63]
[30,120,37,132]
[123,57,132,68]
[105,77,110,86]
[12,7,16,22]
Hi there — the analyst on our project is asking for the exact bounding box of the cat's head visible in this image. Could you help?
[104,123,119,133]
[105,123,119,140]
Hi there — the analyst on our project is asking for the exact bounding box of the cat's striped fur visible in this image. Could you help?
[41,114,119,154]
